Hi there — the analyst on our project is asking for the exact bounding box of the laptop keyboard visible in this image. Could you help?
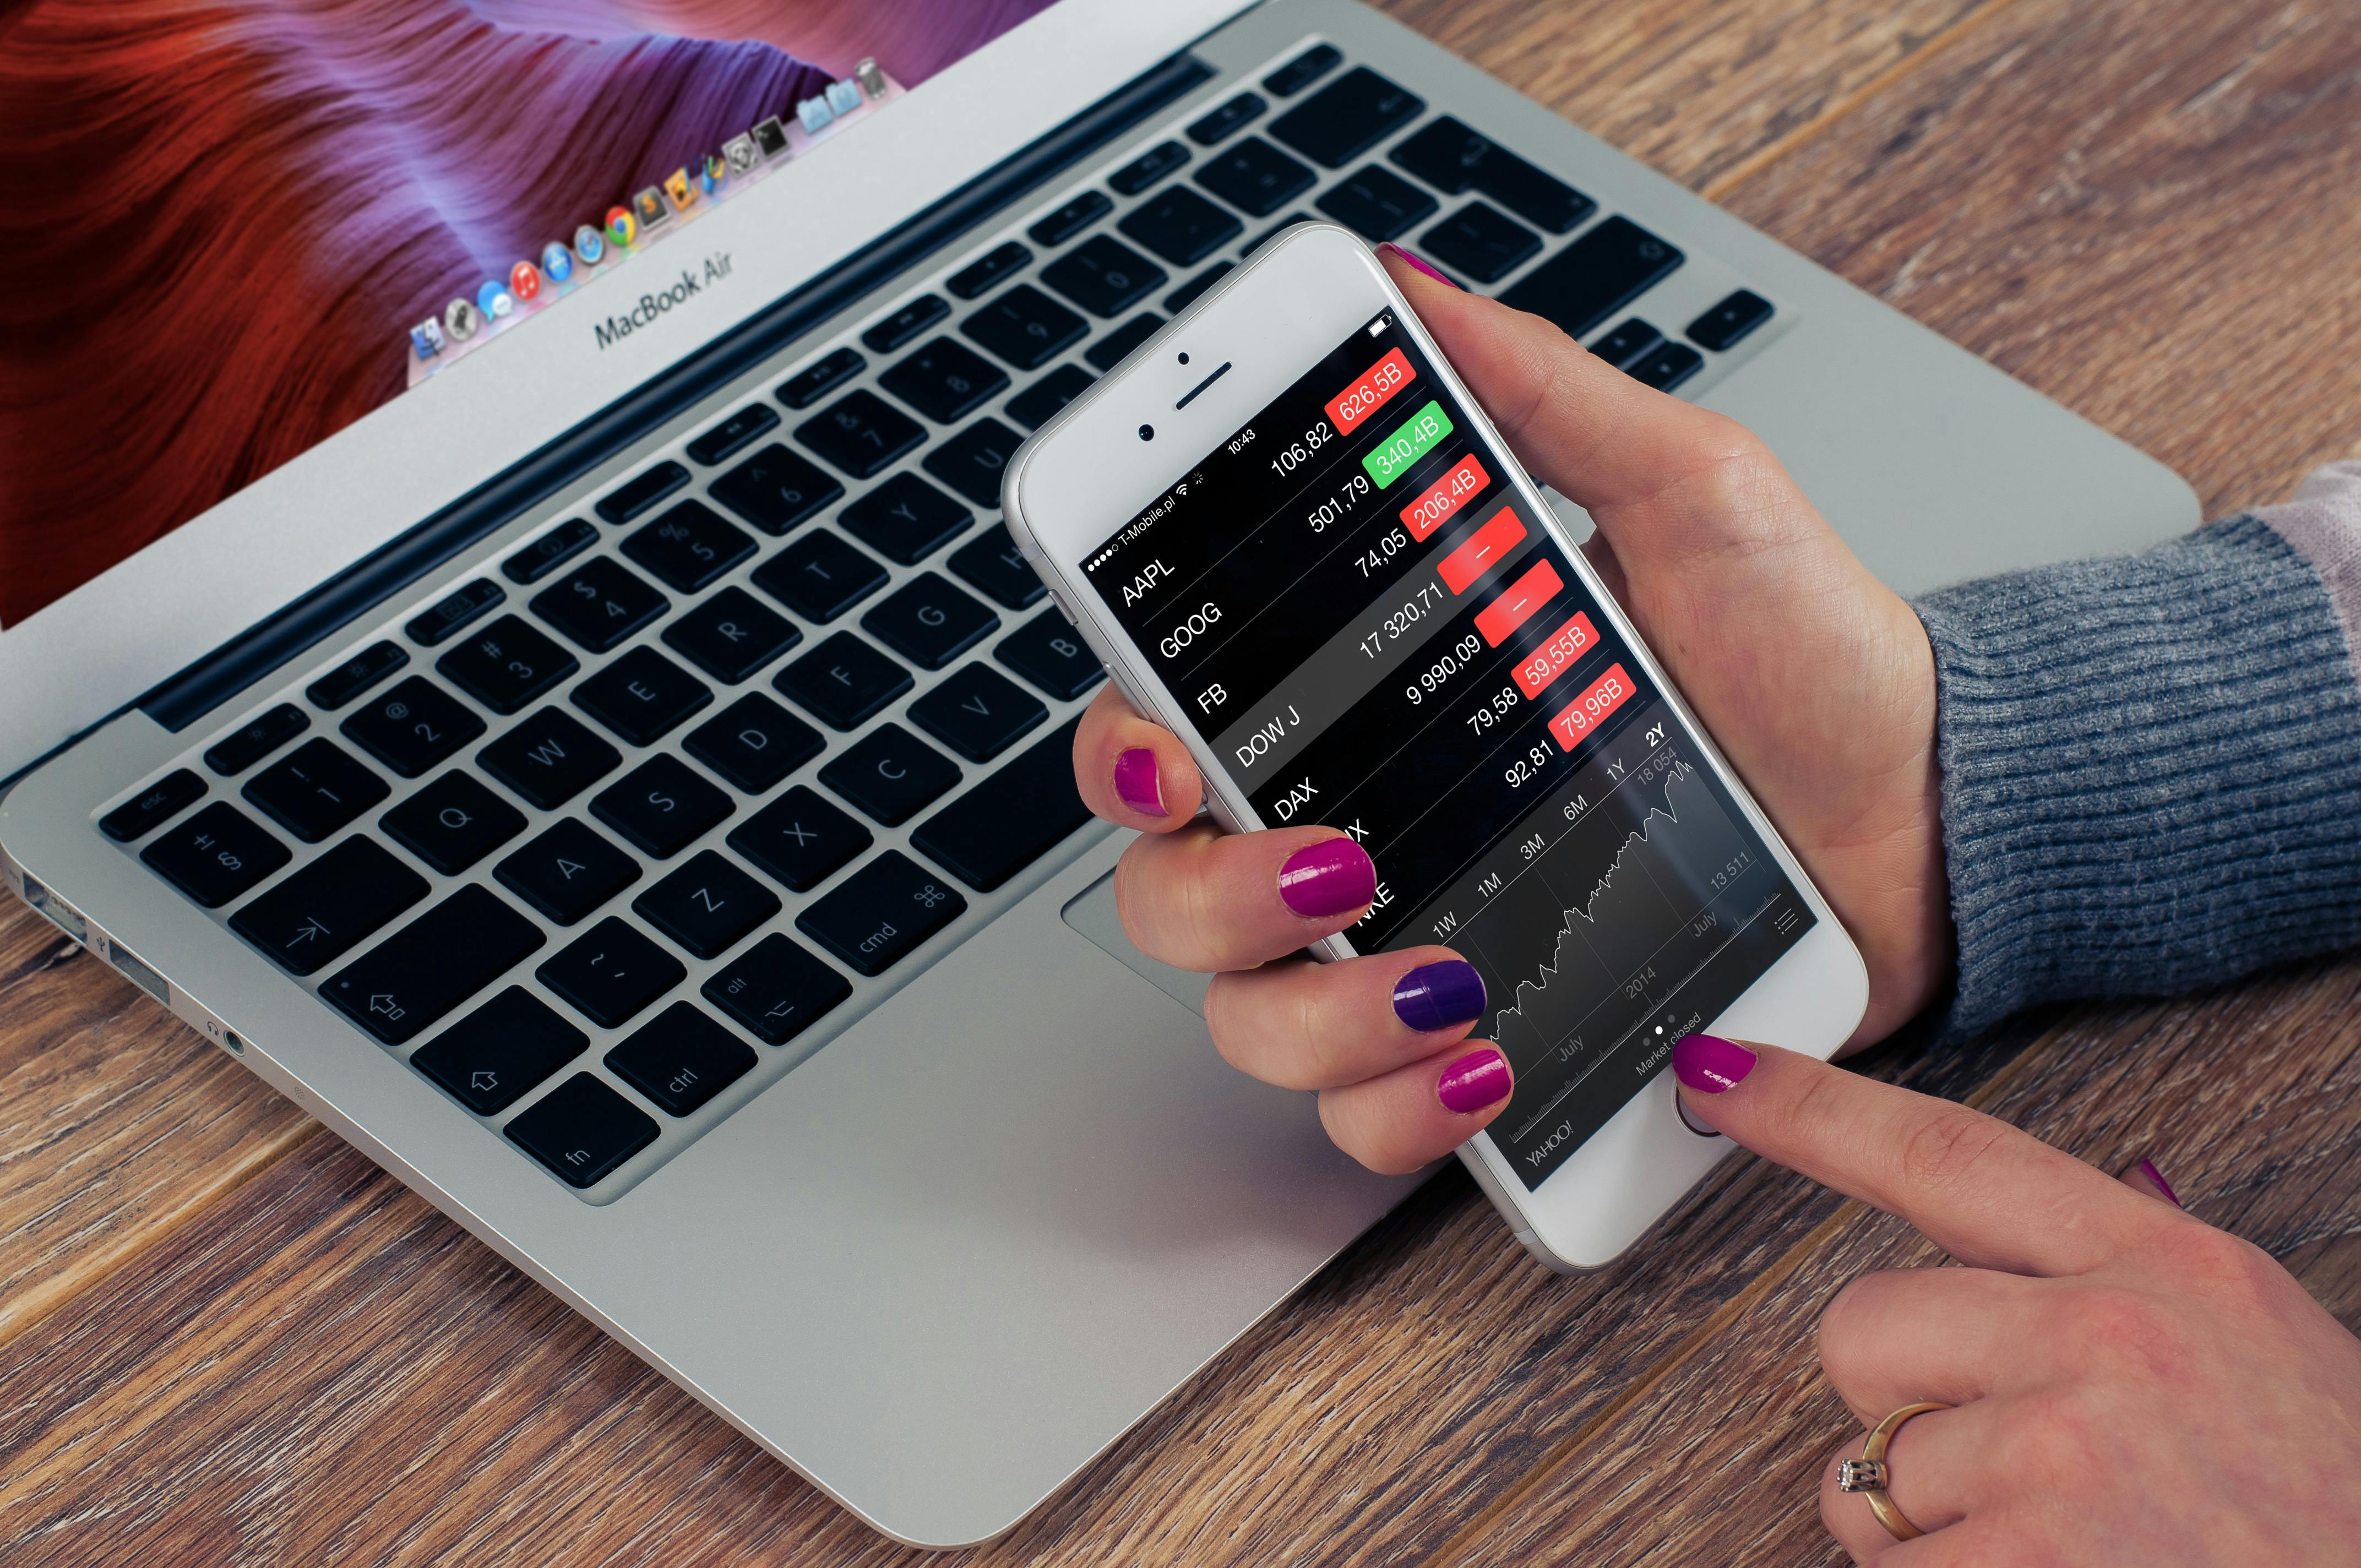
[94,37,1783,1200]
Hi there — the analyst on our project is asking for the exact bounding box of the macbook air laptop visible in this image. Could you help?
[0,0,2196,1546]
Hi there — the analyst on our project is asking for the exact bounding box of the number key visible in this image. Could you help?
[529,556,670,653]
[435,614,579,715]
[340,677,487,777]
[621,499,755,595]
[794,390,925,479]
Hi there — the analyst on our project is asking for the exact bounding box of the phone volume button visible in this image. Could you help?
[1046,588,1079,625]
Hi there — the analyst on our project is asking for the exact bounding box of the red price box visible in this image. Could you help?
[1400,454,1490,541]
[1325,346,1416,435]
[1547,662,1636,751]
[1437,509,1528,594]
[1473,558,1562,647]
[1511,611,1600,698]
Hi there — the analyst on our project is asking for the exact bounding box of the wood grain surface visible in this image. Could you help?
[6,0,2360,1561]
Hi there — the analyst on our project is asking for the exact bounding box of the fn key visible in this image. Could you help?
[796,851,967,976]
[505,1073,659,1189]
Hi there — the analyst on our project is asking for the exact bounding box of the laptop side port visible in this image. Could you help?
[101,938,171,1006]
[20,873,90,944]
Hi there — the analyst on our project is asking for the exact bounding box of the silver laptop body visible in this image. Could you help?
[0,0,2195,1545]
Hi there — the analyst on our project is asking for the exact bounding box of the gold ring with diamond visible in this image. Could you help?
[1837,1402,1951,1541]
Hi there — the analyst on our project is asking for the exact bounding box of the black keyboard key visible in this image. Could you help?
[878,337,1010,424]
[530,557,670,653]
[995,610,1106,701]
[324,885,544,1046]
[686,403,780,466]
[1629,341,1705,393]
[946,241,1032,300]
[622,499,756,595]
[1085,314,1163,373]
[572,646,714,746]
[962,284,1088,371]
[859,573,1000,670]
[411,987,586,1115]
[1316,164,1439,241]
[709,444,843,539]
[506,1073,659,1189]
[1590,318,1664,369]
[861,294,950,354]
[1165,263,1232,314]
[633,850,781,959]
[774,631,912,730]
[1195,137,1316,218]
[1418,200,1542,284]
[379,771,526,874]
[1269,67,1424,168]
[661,585,801,683]
[496,818,641,924]
[920,417,1024,509]
[1188,91,1265,145]
[229,835,427,974]
[101,769,206,842]
[820,724,961,826]
[1390,117,1595,235]
[477,707,621,809]
[777,346,864,409]
[1242,213,1313,258]
[750,529,888,622]
[204,703,308,776]
[796,389,926,479]
[1689,288,1775,352]
[1029,190,1112,248]
[538,917,685,1027]
[796,851,967,977]
[703,934,850,1046]
[306,640,410,709]
[1109,140,1188,195]
[606,1003,755,1116]
[1118,187,1243,267]
[1041,235,1168,319]
[435,614,579,715]
[948,522,1047,609]
[1499,216,1685,340]
[728,786,871,893]
[591,754,733,858]
[405,578,505,646]
[340,678,486,778]
[841,471,971,564]
[908,663,1048,761]
[912,716,1091,891]
[683,694,824,793]
[141,802,290,907]
[242,738,389,842]
[595,461,689,525]
[1003,364,1096,432]
[501,520,597,585]
[1263,42,1341,97]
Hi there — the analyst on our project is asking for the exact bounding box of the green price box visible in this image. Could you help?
[1362,400,1455,489]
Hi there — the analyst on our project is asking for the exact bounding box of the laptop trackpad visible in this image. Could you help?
[1060,869,1209,1016]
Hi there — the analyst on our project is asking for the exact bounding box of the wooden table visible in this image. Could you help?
[8,0,2361,1560]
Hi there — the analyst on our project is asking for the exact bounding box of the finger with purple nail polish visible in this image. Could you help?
[1393,959,1486,1033]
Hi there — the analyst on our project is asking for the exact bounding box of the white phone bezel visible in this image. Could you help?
[1001,223,1867,1272]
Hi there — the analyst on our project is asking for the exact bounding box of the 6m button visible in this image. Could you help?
[795,851,967,976]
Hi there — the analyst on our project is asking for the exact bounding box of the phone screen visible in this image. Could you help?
[1076,309,1817,1189]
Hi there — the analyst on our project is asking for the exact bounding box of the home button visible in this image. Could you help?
[1673,1081,1725,1139]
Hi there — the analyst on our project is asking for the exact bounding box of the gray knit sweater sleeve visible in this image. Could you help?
[1913,461,2361,1037]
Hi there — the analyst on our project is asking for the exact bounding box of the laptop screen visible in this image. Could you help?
[0,0,1062,634]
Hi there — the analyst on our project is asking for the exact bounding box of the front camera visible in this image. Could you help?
[1178,352,1191,365]
[1138,424,1155,441]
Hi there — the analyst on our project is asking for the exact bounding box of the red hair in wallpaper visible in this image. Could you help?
[0,0,1055,627]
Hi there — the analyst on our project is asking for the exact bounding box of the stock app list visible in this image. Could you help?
[1082,312,1813,1186]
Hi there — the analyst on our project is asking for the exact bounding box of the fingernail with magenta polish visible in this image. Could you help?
[1278,837,1377,919]
[1673,1033,1757,1094]
[1394,960,1487,1033]
[1113,747,1165,817]
[2138,1157,2183,1209]
[1438,1047,1511,1114]
[1377,243,1460,290]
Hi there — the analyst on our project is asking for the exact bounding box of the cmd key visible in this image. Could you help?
[1499,216,1685,341]
[324,884,546,1046]
[796,850,968,977]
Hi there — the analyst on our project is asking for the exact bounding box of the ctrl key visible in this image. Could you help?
[505,1074,659,1189]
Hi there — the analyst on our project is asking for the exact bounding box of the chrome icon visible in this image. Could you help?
[605,205,638,248]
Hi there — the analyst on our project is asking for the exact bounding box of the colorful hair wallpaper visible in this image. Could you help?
[0,0,1058,628]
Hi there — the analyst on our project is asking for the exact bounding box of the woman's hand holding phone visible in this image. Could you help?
[1070,252,1952,1174]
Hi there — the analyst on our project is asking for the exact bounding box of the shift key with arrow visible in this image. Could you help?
[324,884,546,1044]
[229,836,429,976]
[409,987,589,1114]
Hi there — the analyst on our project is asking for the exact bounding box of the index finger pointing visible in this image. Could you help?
[1673,1035,2178,1277]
